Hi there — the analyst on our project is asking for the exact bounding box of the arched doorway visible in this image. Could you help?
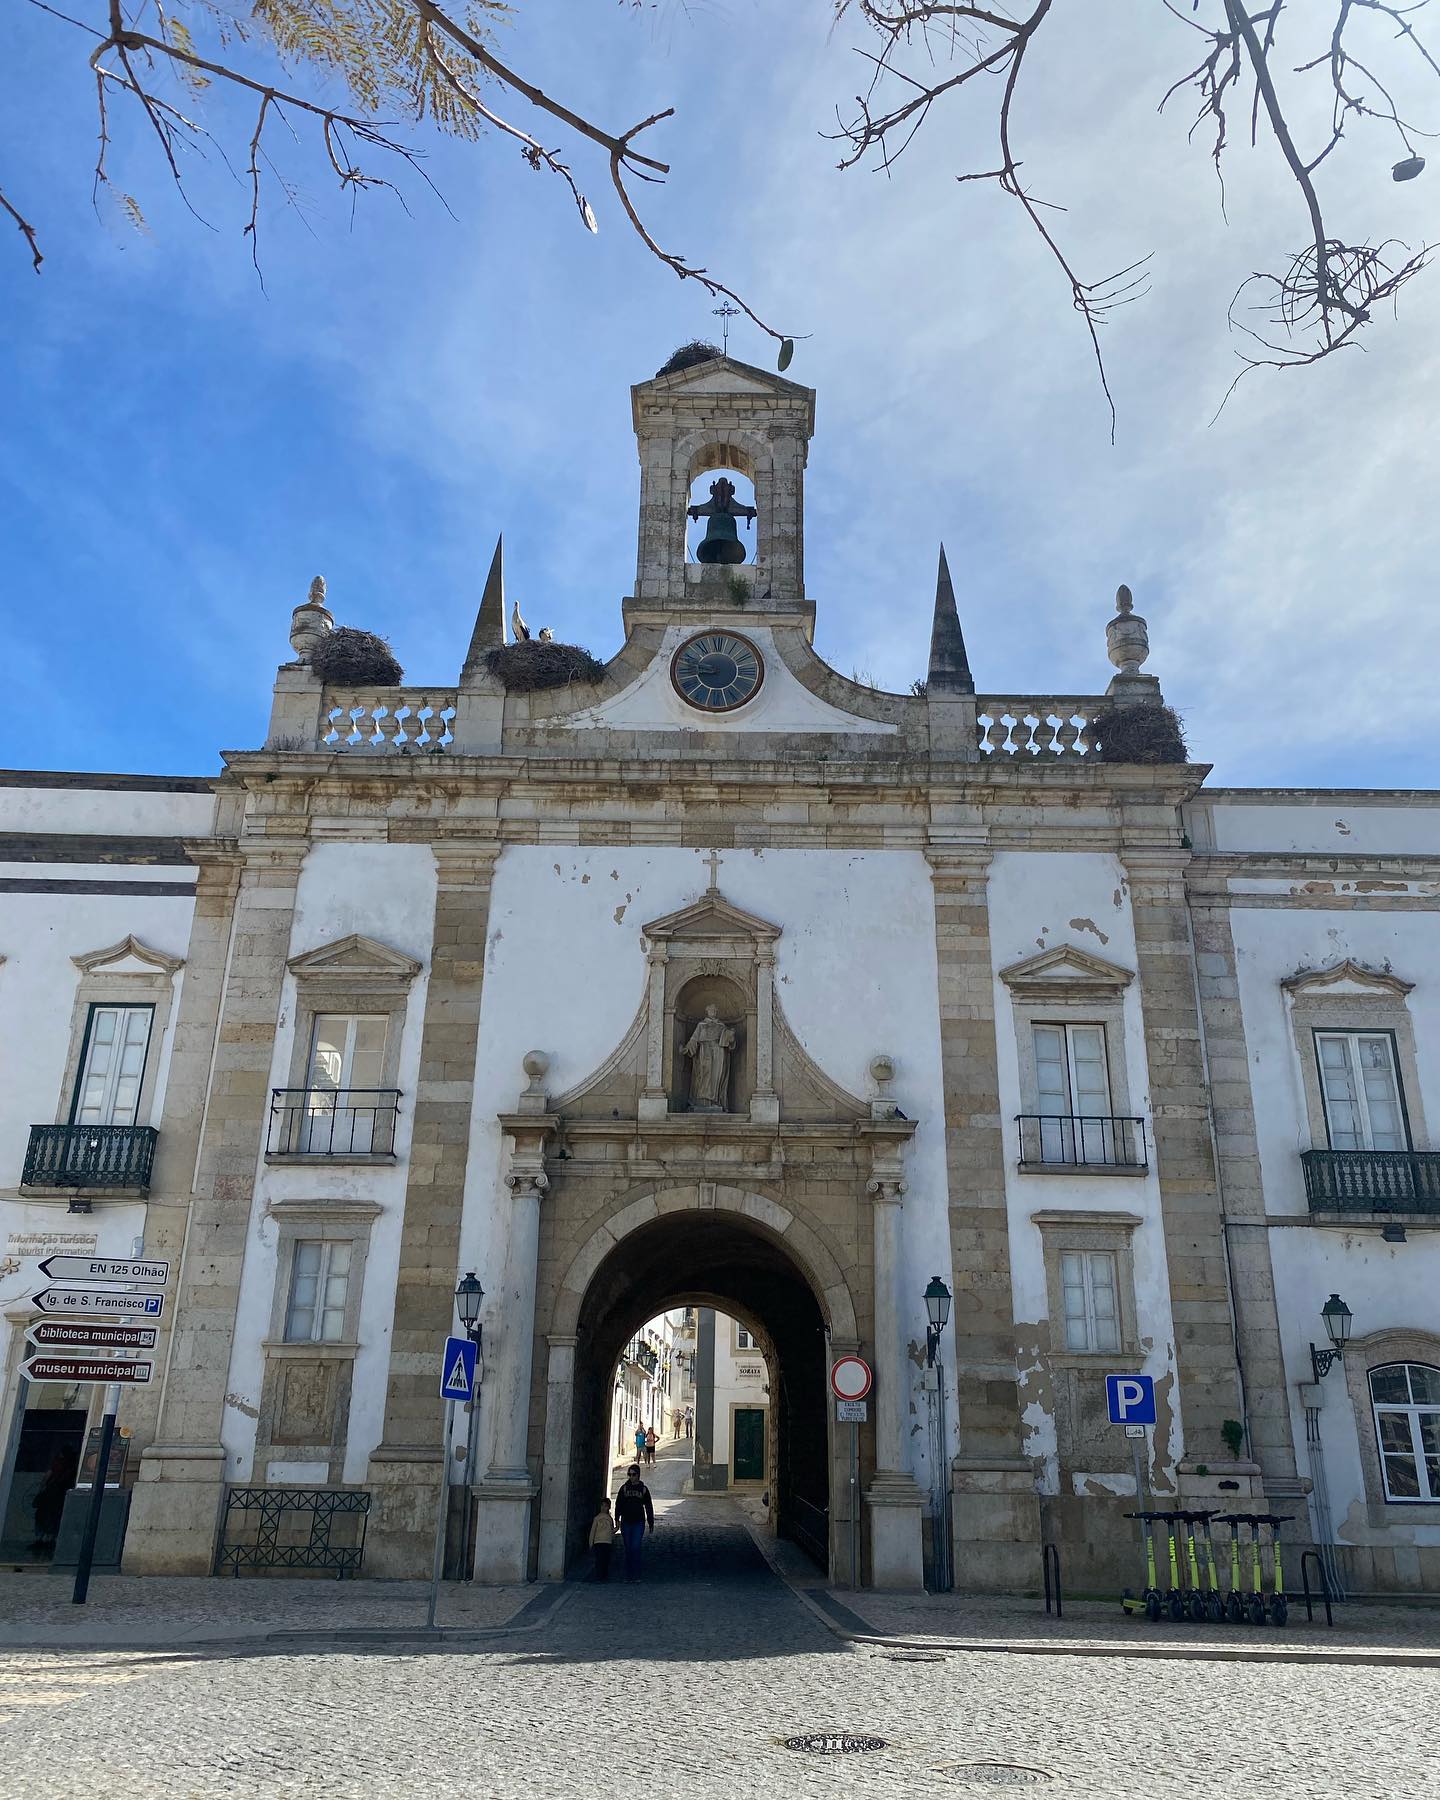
[541,1199,853,1581]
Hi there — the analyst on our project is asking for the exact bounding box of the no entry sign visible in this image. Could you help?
[830,1354,873,1402]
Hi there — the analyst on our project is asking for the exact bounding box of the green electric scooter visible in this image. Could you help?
[1219,1515,1247,1624]
[1258,1513,1292,1627]
[1121,1510,1166,1621]
[1216,1514,1293,1625]
[1187,1510,1227,1623]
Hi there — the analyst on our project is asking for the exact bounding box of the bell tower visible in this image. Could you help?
[631,351,816,603]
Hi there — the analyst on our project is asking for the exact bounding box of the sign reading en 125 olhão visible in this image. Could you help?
[38,1254,169,1284]
[1105,1373,1156,1426]
[32,1287,165,1318]
[22,1355,153,1385]
[439,1335,477,1402]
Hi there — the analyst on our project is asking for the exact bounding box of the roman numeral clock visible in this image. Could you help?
[670,631,765,712]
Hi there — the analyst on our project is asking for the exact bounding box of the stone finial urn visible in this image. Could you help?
[289,575,334,663]
[1105,584,1149,678]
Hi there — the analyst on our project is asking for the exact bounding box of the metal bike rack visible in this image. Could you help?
[1299,1549,1334,1627]
[1042,1542,1062,1619]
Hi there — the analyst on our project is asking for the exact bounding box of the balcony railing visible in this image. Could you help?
[23,1124,158,1190]
[267,1089,401,1157]
[1017,1114,1148,1170]
[1301,1149,1440,1214]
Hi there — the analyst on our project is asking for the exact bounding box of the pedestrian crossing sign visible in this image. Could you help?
[439,1334,477,1402]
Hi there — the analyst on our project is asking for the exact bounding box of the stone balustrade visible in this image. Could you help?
[320,688,458,751]
[974,696,1105,760]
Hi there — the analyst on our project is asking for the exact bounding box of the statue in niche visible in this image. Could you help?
[682,1005,738,1111]
[688,476,756,565]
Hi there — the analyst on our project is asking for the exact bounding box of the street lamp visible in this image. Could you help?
[924,1275,952,1367]
[1310,1293,1353,1381]
[456,1271,484,1347]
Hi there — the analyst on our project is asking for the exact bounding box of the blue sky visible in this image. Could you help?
[4,3,1439,786]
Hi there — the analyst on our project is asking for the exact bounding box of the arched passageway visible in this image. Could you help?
[561,1211,832,1577]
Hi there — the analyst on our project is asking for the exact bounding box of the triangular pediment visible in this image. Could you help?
[999,943,1134,995]
[72,935,183,977]
[1282,959,1413,999]
[636,353,813,404]
[287,933,422,983]
[641,890,782,946]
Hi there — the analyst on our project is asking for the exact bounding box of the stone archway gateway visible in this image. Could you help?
[537,1190,856,1581]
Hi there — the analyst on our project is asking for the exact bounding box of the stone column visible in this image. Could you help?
[124,841,305,1574]
[1121,847,1259,1502]
[863,1178,924,1590]
[471,1167,547,1581]
[1186,869,1300,1505]
[536,1334,577,1580]
[366,841,499,1575]
[927,845,1040,1591]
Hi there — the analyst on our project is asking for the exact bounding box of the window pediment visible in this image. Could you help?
[71,935,183,977]
[999,944,1134,1000]
[286,934,422,988]
[1281,959,1413,999]
[641,894,781,948]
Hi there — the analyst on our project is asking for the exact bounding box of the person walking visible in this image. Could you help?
[634,1423,647,1466]
[587,1496,616,1581]
[684,1408,693,1442]
[614,1463,654,1582]
[645,1425,658,1466]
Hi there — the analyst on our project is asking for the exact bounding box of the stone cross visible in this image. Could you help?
[703,849,723,893]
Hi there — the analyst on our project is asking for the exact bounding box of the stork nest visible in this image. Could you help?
[310,627,404,686]
[656,340,722,377]
[484,640,607,693]
[1089,702,1188,765]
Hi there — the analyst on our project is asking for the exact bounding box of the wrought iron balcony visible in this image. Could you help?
[1301,1149,1440,1214]
[267,1089,400,1158]
[23,1124,158,1191]
[1016,1114,1148,1170]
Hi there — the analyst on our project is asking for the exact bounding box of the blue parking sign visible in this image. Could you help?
[440,1335,477,1402]
[1105,1373,1156,1425]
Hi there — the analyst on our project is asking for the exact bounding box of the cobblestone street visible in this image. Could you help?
[0,1446,1435,1799]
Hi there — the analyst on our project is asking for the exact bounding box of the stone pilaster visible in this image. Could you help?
[927,846,1041,1590]
[1186,869,1300,1501]
[1121,847,1259,1497]
[365,841,499,1575]
[864,1177,925,1590]
[125,841,306,1574]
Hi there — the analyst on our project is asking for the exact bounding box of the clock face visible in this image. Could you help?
[670,632,765,712]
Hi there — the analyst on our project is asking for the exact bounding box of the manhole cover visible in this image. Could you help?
[943,1765,1052,1786]
[783,1733,888,1756]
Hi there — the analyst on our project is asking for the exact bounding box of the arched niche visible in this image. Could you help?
[669,971,750,1113]
[685,443,758,567]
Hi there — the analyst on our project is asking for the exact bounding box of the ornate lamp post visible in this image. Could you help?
[923,1275,954,1592]
[1310,1293,1353,1382]
[456,1270,484,1346]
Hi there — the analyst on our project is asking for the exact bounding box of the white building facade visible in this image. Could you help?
[0,352,1436,1594]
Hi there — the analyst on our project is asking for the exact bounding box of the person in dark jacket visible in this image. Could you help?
[613,1464,655,1582]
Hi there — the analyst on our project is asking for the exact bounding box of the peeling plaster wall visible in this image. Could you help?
[1231,907,1440,1217]
[985,850,1182,1493]
[461,844,949,1492]
[219,843,437,1484]
[1204,800,1440,856]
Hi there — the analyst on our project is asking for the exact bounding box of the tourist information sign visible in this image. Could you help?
[38,1254,169,1284]
[26,1320,158,1352]
[32,1286,164,1317]
[22,1355,153,1385]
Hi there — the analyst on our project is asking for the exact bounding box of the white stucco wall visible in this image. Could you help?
[1230,907,1440,1216]
[711,1311,770,1480]
[0,785,214,837]
[1204,797,1440,856]
[218,843,437,1485]
[538,626,896,735]
[985,850,1180,1492]
[1270,1226,1440,1550]
[461,843,949,1491]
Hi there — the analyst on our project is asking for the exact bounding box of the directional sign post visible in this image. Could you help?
[39,1255,169,1285]
[26,1321,158,1353]
[830,1356,873,1590]
[428,1335,478,1630]
[22,1356,152,1385]
[1107,1374,1157,1515]
[32,1287,164,1318]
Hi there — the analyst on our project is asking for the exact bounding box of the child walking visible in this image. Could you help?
[588,1496,616,1581]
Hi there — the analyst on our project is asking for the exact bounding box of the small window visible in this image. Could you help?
[300,1015,388,1153]
[1316,1032,1407,1151]
[1059,1249,1121,1353]
[284,1240,352,1344]
[307,1014,386,1091]
[72,1005,153,1127]
[1369,1363,1440,1502]
[735,1325,755,1351]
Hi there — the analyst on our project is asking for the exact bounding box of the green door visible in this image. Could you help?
[733,1408,765,1482]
